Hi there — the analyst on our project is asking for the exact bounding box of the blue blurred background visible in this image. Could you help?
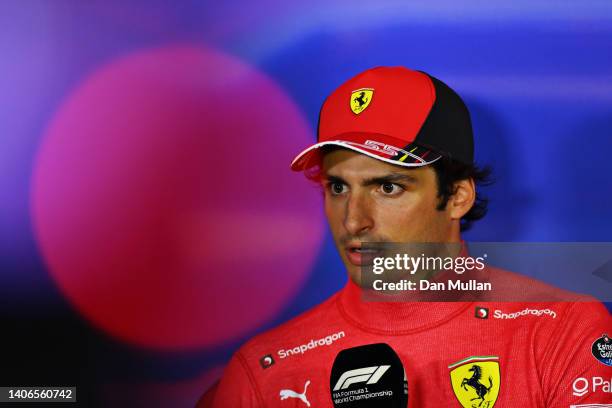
[2,1,612,406]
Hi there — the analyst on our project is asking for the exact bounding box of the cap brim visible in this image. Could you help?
[290,137,442,171]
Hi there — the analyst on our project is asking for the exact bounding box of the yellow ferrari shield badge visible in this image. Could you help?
[350,88,374,114]
[449,356,500,408]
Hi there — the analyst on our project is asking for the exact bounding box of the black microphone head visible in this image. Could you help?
[330,343,408,407]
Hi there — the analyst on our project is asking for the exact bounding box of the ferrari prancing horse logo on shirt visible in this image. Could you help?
[350,88,374,114]
[449,356,501,408]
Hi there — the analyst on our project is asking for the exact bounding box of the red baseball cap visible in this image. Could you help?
[290,66,474,171]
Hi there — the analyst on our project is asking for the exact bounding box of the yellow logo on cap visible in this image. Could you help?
[350,88,374,114]
[449,356,501,408]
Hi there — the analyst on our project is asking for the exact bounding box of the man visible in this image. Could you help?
[210,67,612,407]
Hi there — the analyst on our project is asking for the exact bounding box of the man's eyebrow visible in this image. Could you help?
[322,175,346,184]
[362,173,418,186]
[322,172,418,185]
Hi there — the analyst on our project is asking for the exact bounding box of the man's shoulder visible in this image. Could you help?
[483,267,611,328]
[488,266,597,302]
[234,289,348,366]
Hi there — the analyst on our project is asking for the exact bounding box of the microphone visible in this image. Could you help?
[329,343,408,407]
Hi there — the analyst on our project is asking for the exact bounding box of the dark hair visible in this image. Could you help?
[431,156,493,231]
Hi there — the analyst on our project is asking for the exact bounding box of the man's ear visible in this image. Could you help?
[448,178,476,220]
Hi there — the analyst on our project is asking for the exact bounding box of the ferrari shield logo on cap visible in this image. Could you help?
[350,88,374,114]
[449,356,500,408]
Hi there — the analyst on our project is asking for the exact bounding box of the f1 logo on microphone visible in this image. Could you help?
[332,365,390,391]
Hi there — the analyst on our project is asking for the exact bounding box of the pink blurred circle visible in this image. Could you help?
[31,45,322,349]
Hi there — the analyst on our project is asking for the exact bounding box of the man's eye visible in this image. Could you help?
[329,182,347,195]
[380,182,403,195]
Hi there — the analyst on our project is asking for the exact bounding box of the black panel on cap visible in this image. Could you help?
[413,73,474,165]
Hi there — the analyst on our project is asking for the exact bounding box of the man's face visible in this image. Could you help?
[321,149,460,282]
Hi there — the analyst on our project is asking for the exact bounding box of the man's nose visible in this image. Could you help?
[343,192,374,236]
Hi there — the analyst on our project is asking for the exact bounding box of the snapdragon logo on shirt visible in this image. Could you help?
[493,308,557,320]
[278,331,346,359]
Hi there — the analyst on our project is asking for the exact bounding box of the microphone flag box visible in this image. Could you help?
[330,343,408,407]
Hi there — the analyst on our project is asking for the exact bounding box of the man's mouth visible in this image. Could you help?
[350,248,379,254]
[345,243,382,266]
